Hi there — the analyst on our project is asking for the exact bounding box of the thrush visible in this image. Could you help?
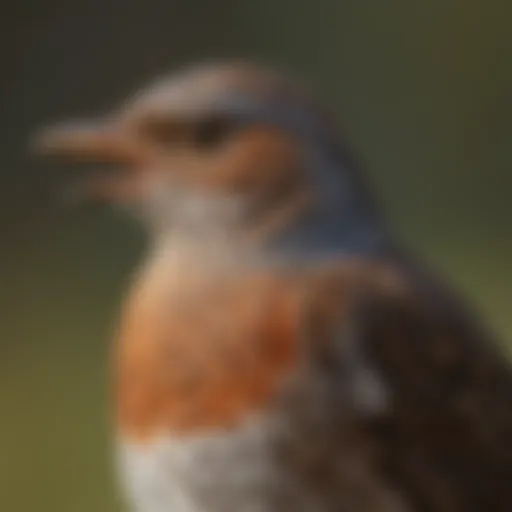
[35,61,512,512]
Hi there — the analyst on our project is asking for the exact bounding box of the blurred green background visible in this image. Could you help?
[1,1,511,511]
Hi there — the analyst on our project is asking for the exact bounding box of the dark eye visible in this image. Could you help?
[191,117,234,150]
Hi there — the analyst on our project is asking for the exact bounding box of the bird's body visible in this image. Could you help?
[114,239,409,512]
[36,61,512,512]
[112,236,512,512]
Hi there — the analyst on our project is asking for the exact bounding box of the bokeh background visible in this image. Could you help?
[1,1,511,511]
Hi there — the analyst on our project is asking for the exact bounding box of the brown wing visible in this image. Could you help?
[304,261,512,511]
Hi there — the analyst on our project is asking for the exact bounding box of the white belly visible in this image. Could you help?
[116,419,410,512]
[116,420,288,512]
[118,400,416,512]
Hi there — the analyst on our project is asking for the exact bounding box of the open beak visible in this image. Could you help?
[32,120,148,202]
[33,120,141,164]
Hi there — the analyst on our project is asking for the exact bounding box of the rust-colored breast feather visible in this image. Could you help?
[115,268,304,440]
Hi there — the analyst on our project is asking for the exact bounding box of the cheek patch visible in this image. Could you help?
[197,127,305,201]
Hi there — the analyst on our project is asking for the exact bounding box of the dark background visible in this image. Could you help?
[1,2,511,511]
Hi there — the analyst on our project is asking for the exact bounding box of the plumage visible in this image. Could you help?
[35,61,512,512]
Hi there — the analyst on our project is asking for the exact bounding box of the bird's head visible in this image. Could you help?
[34,61,387,253]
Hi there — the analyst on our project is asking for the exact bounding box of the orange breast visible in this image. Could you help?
[115,265,303,441]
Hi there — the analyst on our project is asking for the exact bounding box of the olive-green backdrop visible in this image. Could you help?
[1,1,510,511]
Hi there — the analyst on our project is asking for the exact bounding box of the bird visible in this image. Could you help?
[34,61,512,512]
